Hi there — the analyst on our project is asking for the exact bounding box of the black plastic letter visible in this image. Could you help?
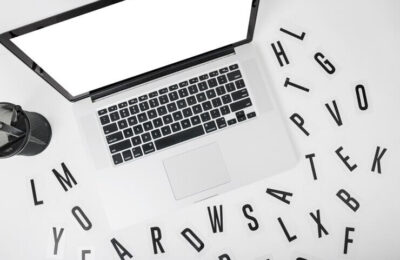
[335,146,357,172]
[271,41,290,67]
[111,238,133,260]
[337,189,360,212]
[242,204,259,231]
[314,52,336,74]
[181,228,204,253]
[207,205,224,233]
[290,113,310,136]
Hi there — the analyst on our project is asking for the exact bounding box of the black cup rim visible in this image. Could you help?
[0,102,31,158]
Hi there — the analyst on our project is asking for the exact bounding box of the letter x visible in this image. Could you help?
[310,209,329,238]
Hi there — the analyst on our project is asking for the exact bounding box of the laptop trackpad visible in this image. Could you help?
[163,143,231,200]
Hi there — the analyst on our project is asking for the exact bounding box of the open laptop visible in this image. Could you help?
[0,0,298,229]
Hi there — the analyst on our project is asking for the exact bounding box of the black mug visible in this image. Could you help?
[0,102,52,158]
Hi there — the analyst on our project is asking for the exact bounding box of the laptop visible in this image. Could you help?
[0,0,298,229]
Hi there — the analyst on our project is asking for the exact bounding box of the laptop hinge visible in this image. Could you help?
[90,46,235,102]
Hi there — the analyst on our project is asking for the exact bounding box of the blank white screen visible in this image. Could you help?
[11,0,252,96]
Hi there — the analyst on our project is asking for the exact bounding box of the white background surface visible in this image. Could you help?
[0,0,400,259]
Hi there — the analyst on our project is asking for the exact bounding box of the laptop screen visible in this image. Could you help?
[10,0,253,97]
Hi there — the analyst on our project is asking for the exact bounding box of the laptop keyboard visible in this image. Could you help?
[97,64,257,165]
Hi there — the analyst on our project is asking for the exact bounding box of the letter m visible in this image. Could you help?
[52,163,78,192]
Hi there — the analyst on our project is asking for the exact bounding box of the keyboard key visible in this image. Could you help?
[159,95,169,104]
[139,101,150,111]
[163,115,173,124]
[219,67,229,74]
[120,108,129,118]
[107,132,123,144]
[100,115,110,125]
[139,94,148,101]
[137,113,148,123]
[212,97,222,108]
[202,101,212,111]
[171,122,181,132]
[220,105,230,115]
[199,74,209,81]
[216,86,226,96]
[157,106,168,116]
[103,123,118,134]
[141,133,151,143]
[167,103,177,113]
[204,121,217,133]
[128,98,138,105]
[192,104,203,114]
[181,119,191,129]
[149,91,158,98]
[179,81,189,88]
[110,112,120,122]
[98,109,107,116]
[182,107,193,118]
[235,79,246,89]
[236,111,246,122]
[226,83,236,92]
[230,98,252,112]
[229,64,239,71]
[117,120,128,129]
[123,128,134,138]
[207,78,218,88]
[128,116,138,126]
[216,118,227,129]
[187,96,197,106]
[177,99,187,109]
[189,77,199,84]
[232,89,249,101]
[122,150,133,161]
[149,98,159,108]
[222,94,232,104]
[217,75,228,85]
[206,89,216,99]
[153,118,163,128]
[147,109,157,119]
[169,91,179,101]
[109,140,132,154]
[169,84,178,91]
[133,125,144,135]
[118,102,128,109]
[132,147,143,158]
[161,125,172,136]
[209,70,219,77]
[151,129,162,139]
[201,112,211,122]
[210,109,221,119]
[228,119,237,125]
[227,70,242,81]
[131,136,142,146]
[198,82,208,91]
[196,93,207,103]
[188,85,198,94]
[190,116,201,125]
[108,105,117,112]
[142,142,156,154]
[178,88,189,98]
[159,88,168,94]
[247,112,257,119]
[112,153,123,165]
[143,121,153,131]
[155,125,205,150]
[172,111,183,121]
[129,105,140,115]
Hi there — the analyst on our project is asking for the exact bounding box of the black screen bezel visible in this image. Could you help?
[0,0,259,102]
